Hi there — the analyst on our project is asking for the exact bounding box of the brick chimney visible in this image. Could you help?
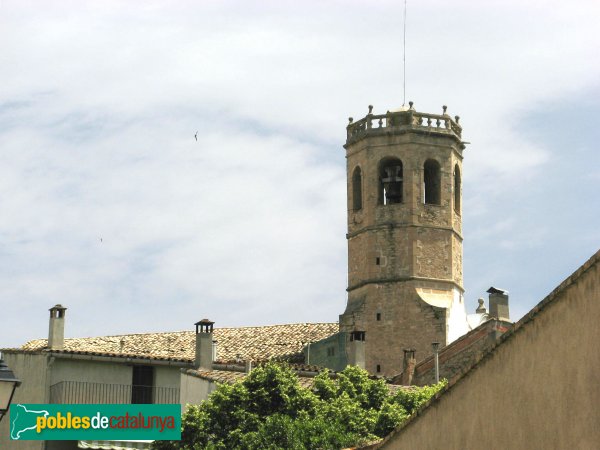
[399,349,416,385]
[194,319,214,370]
[487,287,510,321]
[48,304,67,350]
[347,330,366,369]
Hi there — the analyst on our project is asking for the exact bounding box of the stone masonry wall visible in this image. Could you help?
[343,281,448,376]
[342,115,465,377]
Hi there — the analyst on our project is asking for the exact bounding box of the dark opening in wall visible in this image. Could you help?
[424,159,441,205]
[375,257,381,265]
[350,331,366,342]
[352,166,363,211]
[376,313,381,321]
[379,158,403,205]
[454,164,461,213]
[376,364,381,373]
[132,366,154,404]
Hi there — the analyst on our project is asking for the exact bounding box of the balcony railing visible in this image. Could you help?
[49,380,179,404]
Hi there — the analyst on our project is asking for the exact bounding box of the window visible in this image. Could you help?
[352,166,363,211]
[375,257,381,265]
[327,347,336,357]
[424,159,441,205]
[350,331,366,342]
[379,158,403,205]
[454,164,461,213]
[132,366,154,404]
[376,364,381,373]
[376,313,381,321]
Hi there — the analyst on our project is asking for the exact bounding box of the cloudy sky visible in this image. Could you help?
[1,0,599,348]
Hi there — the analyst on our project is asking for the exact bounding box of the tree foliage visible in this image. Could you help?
[152,363,446,450]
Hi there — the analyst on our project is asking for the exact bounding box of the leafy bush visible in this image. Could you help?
[152,363,446,450]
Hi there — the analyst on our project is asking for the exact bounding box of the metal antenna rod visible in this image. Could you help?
[403,0,407,106]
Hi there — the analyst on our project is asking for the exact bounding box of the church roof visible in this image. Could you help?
[5,322,339,364]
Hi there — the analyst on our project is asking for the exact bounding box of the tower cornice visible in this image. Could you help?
[346,222,463,242]
[346,276,464,294]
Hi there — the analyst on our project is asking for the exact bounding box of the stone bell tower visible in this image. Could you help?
[340,102,468,376]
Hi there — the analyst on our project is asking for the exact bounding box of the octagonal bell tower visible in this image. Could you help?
[340,102,468,376]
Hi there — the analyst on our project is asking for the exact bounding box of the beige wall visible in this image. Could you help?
[378,252,600,450]
[155,365,181,389]
[0,353,47,450]
[0,353,183,449]
[179,373,216,413]
[49,357,182,389]
[50,358,132,386]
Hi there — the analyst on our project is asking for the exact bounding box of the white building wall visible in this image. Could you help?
[447,288,469,344]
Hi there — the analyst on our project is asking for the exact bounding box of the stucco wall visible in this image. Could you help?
[154,365,181,388]
[304,332,347,372]
[50,358,132,386]
[0,353,183,449]
[0,353,47,450]
[378,251,600,449]
[180,373,216,413]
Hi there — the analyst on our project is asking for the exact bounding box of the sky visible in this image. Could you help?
[1,0,599,348]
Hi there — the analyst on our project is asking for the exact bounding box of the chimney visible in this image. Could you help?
[347,330,366,369]
[212,340,218,362]
[400,349,416,385]
[432,342,441,384]
[487,287,510,321]
[48,304,67,350]
[194,319,214,370]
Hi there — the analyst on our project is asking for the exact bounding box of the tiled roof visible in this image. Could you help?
[185,368,408,392]
[185,368,317,389]
[13,323,339,363]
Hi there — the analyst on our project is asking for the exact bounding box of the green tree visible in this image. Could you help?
[152,363,446,450]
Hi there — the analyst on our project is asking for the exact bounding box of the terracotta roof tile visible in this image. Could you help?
[15,323,339,363]
[184,367,408,392]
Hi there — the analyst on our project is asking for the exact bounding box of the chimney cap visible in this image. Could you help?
[487,286,508,295]
[195,319,215,334]
[49,304,67,311]
[194,319,214,326]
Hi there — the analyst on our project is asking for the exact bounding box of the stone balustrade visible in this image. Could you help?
[346,102,462,144]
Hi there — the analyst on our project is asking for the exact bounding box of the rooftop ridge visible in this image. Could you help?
[18,321,339,345]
